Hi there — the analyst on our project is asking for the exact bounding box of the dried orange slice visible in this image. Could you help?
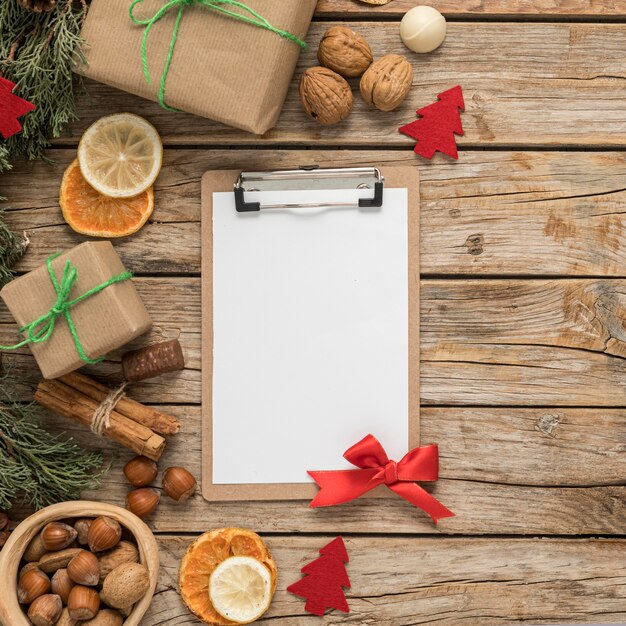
[60,159,154,237]
[179,528,277,626]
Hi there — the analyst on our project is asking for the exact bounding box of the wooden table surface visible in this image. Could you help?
[2,2,626,624]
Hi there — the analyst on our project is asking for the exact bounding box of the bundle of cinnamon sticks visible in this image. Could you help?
[35,372,180,461]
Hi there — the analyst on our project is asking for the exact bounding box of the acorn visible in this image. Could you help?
[126,487,160,518]
[123,456,158,487]
[74,518,93,545]
[17,567,50,604]
[67,549,100,586]
[41,522,78,551]
[27,594,63,626]
[162,467,197,502]
[68,585,101,621]
[88,516,122,552]
[51,568,74,604]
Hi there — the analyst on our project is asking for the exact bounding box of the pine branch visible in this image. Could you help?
[0,366,110,510]
[0,0,86,172]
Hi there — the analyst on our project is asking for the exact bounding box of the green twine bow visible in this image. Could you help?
[0,254,133,365]
[129,0,307,112]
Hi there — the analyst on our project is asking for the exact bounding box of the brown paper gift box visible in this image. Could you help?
[76,0,317,134]
[0,242,152,380]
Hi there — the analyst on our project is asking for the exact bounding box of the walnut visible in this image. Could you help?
[360,54,413,112]
[318,26,373,78]
[299,67,353,126]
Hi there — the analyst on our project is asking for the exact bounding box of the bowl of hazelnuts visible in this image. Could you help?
[0,501,159,626]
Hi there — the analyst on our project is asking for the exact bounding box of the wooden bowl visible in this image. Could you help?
[0,501,160,626]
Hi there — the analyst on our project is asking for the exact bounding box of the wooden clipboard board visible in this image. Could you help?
[201,165,420,502]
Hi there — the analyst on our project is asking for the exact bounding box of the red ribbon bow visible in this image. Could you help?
[308,434,454,524]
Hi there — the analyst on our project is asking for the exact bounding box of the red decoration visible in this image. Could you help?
[308,434,454,524]
[0,77,36,140]
[287,537,350,616]
[399,85,464,160]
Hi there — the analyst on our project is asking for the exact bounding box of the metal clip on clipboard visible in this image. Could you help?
[234,166,384,212]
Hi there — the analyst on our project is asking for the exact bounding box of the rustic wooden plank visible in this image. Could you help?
[6,278,626,406]
[148,536,626,625]
[5,150,626,277]
[10,405,622,534]
[58,23,626,147]
[315,0,626,18]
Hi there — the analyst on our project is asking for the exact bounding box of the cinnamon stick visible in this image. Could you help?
[59,372,181,436]
[35,379,166,461]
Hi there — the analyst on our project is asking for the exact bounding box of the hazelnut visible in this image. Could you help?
[24,533,47,562]
[360,53,413,111]
[19,562,40,578]
[41,522,78,551]
[102,562,150,608]
[17,567,50,604]
[81,608,124,626]
[67,549,100,586]
[318,26,373,77]
[299,67,353,126]
[126,487,160,518]
[38,548,82,573]
[0,509,8,531]
[55,607,79,626]
[68,585,101,621]
[123,456,158,487]
[51,568,75,604]
[98,540,139,584]
[0,528,10,548]
[162,466,197,502]
[27,594,63,626]
[74,518,93,545]
[88,516,122,552]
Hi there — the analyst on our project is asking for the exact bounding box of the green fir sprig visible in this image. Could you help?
[0,0,86,172]
[0,367,109,510]
[0,207,29,287]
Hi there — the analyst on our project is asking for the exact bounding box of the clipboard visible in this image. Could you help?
[201,164,420,502]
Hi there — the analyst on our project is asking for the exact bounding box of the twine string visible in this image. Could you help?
[91,382,128,435]
[0,253,133,365]
[129,0,307,111]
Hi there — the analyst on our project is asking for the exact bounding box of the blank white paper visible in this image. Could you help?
[212,188,409,484]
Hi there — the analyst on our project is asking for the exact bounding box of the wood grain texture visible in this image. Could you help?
[7,278,626,406]
[56,23,626,147]
[9,406,624,535]
[5,150,626,277]
[315,0,626,18]
[147,536,626,625]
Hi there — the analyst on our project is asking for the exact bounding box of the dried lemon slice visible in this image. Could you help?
[209,556,272,624]
[77,113,162,198]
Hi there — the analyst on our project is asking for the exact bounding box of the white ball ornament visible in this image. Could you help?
[400,6,447,54]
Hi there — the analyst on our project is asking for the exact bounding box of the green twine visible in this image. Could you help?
[0,254,132,365]
[129,0,307,112]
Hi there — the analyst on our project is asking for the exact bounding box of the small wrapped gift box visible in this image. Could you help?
[76,0,317,134]
[0,242,152,379]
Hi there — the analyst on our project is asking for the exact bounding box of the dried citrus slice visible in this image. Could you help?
[179,528,277,626]
[77,113,162,198]
[209,556,273,624]
[60,159,154,237]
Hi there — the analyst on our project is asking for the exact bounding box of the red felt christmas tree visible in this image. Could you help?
[287,536,350,616]
[0,77,36,140]
[399,85,464,160]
